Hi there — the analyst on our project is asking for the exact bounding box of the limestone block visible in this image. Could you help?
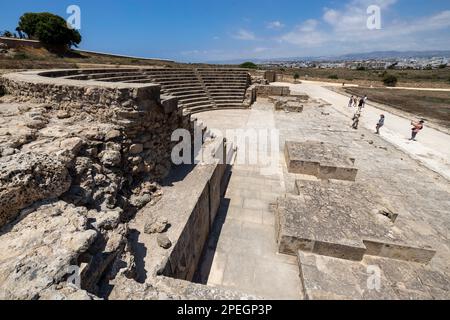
[285,141,358,181]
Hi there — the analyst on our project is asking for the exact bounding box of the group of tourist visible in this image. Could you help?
[348,95,367,109]
[348,95,425,140]
[349,95,367,130]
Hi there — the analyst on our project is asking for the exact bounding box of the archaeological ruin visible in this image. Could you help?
[0,66,449,300]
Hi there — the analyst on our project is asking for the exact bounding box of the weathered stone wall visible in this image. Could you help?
[264,71,277,83]
[0,37,44,49]
[255,85,291,98]
[0,70,192,298]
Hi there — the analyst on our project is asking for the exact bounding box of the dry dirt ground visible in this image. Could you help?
[276,67,450,89]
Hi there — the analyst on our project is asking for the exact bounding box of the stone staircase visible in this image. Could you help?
[42,67,252,114]
[197,68,250,109]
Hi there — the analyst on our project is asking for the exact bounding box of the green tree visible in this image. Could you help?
[383,74,398,87]
[17,12,81,48]
[239,61,258,69]
[293,72,300,82]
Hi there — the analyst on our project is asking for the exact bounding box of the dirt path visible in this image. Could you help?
[274,81,450,181]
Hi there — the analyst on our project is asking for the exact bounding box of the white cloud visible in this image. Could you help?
[267,21,285,29]
[187,0,450,61]
[279,0,450,55]
[253,47,268,53]
[280,19,327,46]
[232,29,257,40]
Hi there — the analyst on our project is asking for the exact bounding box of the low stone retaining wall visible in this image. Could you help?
[255,85,291,98]
[138,137,234,282]
[0,37,43,49]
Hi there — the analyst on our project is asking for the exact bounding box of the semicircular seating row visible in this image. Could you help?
[43,68,251,114]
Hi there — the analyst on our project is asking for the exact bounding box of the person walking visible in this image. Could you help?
[363,95,368,107]
[352,111,362,130]
[348,96,354,108]
[375,114,385,134]
[358,97,364,109]
[410,120,425,141]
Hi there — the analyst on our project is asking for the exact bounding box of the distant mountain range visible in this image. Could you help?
[210,50,450,64]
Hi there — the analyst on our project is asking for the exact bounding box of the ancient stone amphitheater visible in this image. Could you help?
[0,66,265,300]
[1,66,449,300]
[38,67,253,113]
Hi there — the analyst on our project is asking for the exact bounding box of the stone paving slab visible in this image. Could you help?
[298,251,450,300]
[285,140,358,181]
[276,179,436,263]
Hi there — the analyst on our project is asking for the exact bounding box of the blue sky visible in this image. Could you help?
[1,0,450,62]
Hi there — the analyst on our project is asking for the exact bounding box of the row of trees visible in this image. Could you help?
[2,12,81,50]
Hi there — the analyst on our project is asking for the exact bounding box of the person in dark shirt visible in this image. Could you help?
[375,114,385,134]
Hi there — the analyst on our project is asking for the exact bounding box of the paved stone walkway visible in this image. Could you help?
[194,94,450,299]
[195,102,303,299]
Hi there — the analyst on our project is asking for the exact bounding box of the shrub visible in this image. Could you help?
[0,84,5,96]
[356,65,366,71]
[439,64,447,69]
[383,74,398,87]
[293,72,300,81]
[239,61,258,69]
[328,74,339,80]
[14,52,29,60]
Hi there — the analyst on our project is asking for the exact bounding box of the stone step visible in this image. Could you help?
[152,79,202,85]
[161,89,206,96]
[178,96,211,104]
[214,101,244,106]
[180,100,215,108]
[161,83,204,89]
[162,86,205,93]
[122,78,156,84]
[184,104,216,113]
[166,92,208,99]
[210,92,245,97]
[201,76,249,80]
[208,88,246,93]
[147,73,197,79]
[65,71,143,80]
[204,81,247,85]
[95,75,151,82]
[206,86,247,91]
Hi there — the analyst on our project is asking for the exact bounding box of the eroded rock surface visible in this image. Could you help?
[0,200,96,300]
[0,152,71,227]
